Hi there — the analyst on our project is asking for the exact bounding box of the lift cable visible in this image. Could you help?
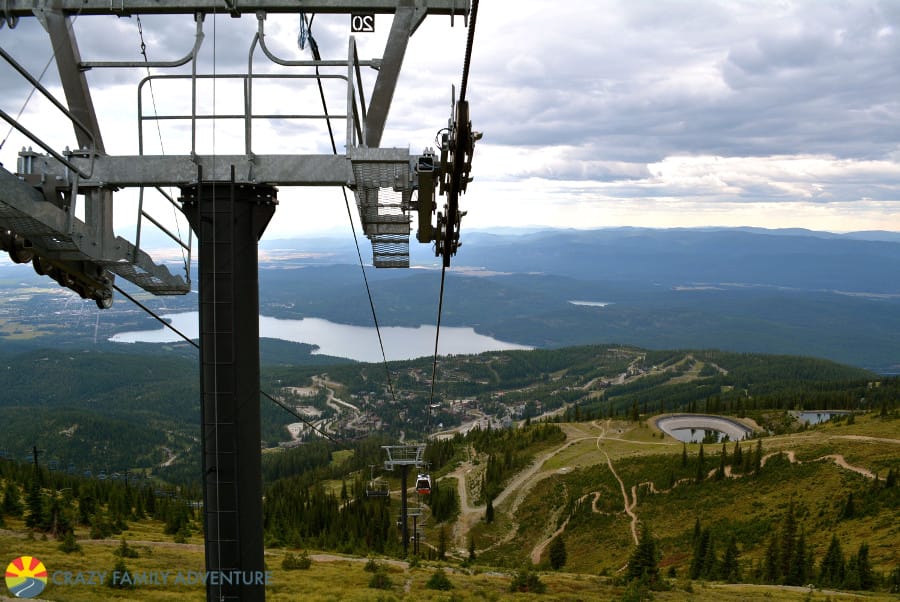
[303,14,400,408]
[134,15,190,279]
[111,284,343,444]
[427,0,480,421]
[459,0,480,104]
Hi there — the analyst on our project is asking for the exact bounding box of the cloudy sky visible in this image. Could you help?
[2,0,900,243]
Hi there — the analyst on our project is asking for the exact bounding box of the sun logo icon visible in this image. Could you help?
[5,556,48,598]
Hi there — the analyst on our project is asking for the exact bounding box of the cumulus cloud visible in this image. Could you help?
[1,1,899,234]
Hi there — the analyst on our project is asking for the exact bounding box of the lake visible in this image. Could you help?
[795,411,852,425]
[109,313,532,363]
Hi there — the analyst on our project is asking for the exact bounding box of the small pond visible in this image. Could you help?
[796,411,851,425]
[656,414,752,442]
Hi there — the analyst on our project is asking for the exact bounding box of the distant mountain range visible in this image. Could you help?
[1,226,899,373]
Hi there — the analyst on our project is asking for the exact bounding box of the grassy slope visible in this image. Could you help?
[1,526,893,601]
[1,414,897,600]
[487,413,899,578]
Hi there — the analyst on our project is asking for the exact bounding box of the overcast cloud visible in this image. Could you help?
[1,0,899,238]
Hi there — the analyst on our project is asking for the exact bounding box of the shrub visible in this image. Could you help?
[113,537,139,558]
[509,567,546,593]
[368,570,392,590]
[58,531,81,554]
[425,568,453,590]
[107,558,133,589]
[282,550,312,570]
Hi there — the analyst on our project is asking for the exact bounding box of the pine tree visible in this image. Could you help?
[841,492,855,519]
[548,536,567,570]
[485,497,494,524]
[763,533,780,584]
[437,525,448,560]
[701,536,718,579]
[778,501,798,582]
[24,479,45,530]
[786,529,809,586]
[626,524,659,584]
[732,441,742,467]
[690,528,710,579]
[753,439,763,474]
[720,535,740,583]
[2,481,22,517]
[695,444,705,483]
[468,533,476,561]
[681,443,688,468]
[715,444,726,480]
[818,534,845,588]
[848,542,874,590]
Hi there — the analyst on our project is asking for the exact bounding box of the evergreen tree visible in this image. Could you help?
[58,530,81,554]
[720,535,740,583]
[778,501,798,582]
[24,479,45,530]
[715,445,727,480]
[468,533,476,561]
[818,535,845,588]
[786,529,810,586]
[627,524,659,584]
[437,525,448,560]
[732,441,742,467]
[690,528,710,579]
[2,481,22,517]
[753,439,763,474]
[700,535,718,579]
[46,493,73,538]
[485,497,494,523]
[681,443,688,468]
[845,542,874,591]
[695,444,705,483]
[841,492,855,519]
[888,564,900,594]
[548,536,567,570]
[763,533,780,584]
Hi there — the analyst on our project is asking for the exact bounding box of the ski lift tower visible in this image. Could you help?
[0,0,475,600]
[382,443,426,557]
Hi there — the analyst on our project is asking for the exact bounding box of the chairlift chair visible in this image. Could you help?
[366,477,390,498]
[415,473,432,495]
[366,465,390,498]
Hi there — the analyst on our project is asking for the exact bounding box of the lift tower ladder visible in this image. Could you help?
[0,1,471,601]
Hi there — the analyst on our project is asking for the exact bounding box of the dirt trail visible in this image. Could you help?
[763,450,875,479]
[447,424,596,556]
[527,425,881,565]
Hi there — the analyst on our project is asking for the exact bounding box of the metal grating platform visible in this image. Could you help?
[350,151,413,268]
[0,167,189,294]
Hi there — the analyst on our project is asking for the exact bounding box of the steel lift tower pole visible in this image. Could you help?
[181,178,276,600]
[0,1,475,599]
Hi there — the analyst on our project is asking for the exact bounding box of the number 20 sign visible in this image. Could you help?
[351,13,375,32]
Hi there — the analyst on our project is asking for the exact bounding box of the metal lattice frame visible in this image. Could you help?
[351,152,414,267]
[381,444,426,468]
